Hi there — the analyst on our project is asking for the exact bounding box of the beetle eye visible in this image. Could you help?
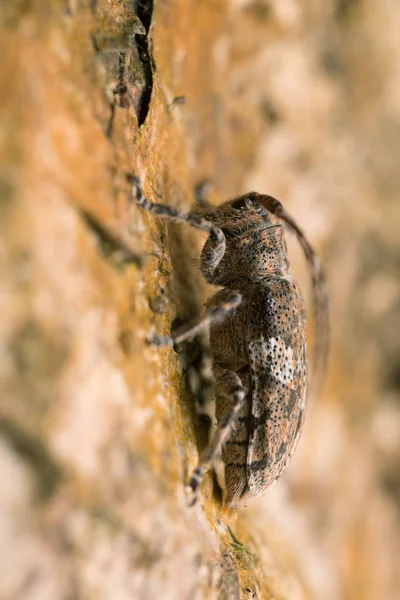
[231,197,248,211]
[247,192,258,202]
[231,192,262,212]
[245,192,262,212]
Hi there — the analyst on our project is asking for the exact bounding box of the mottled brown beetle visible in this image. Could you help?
[133,180,329,507]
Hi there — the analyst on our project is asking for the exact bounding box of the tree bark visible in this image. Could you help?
[1,1,399,599]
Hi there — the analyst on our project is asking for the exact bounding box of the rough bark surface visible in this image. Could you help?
[1,1,399,599]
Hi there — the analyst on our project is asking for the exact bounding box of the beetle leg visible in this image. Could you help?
[148,289,242,346]
[187,370,246,506]
[130,176,227,281]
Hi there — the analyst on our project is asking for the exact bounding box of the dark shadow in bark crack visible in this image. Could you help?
[0,419,62,502]
[130,0,154,126]
[92,0,154,130]
[80,207,143,267]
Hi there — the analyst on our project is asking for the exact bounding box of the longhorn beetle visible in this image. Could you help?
[132,179,329,507]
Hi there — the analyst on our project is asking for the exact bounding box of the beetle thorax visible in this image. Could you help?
[201,224,290,288]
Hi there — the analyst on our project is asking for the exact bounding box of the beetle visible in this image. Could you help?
[133,179,329,506]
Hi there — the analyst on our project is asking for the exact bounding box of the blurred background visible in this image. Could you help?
[223,2,400,599]
[0,1,399,599]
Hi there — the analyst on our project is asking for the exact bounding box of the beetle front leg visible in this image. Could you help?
[131,176,227,281]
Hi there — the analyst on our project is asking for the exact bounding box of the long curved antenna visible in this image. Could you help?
[258,194,330,400]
